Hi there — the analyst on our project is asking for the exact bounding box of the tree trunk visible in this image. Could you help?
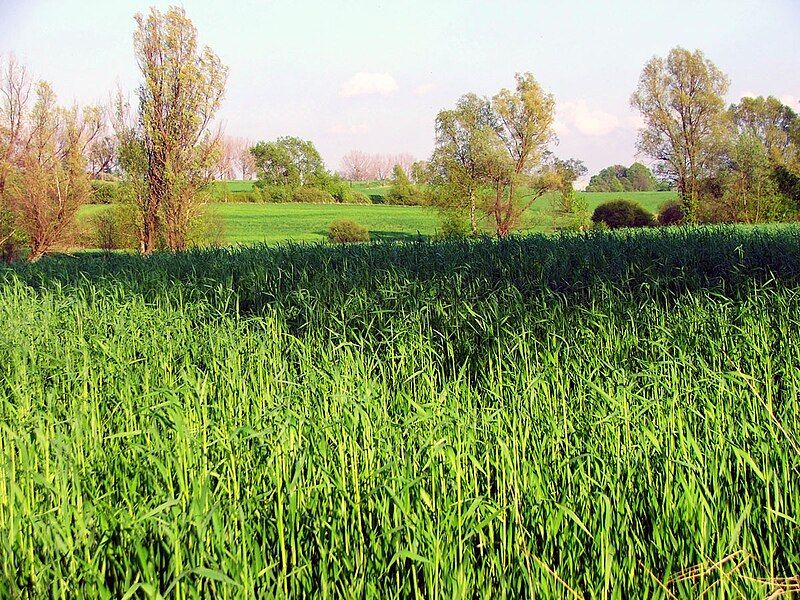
[469,191,477,237]
[140,212,158,255]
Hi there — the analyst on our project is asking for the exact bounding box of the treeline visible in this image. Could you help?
[1,7,228,260]
[632,49,799,224]
[2,4,799,260]
[585,163,671,192]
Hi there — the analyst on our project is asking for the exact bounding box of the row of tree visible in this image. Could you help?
[3,5,798,259]
[339,151,417,182]
[632,47,800,222]
[1,7,226,260]
[585,163,667,192]
[426,47,800,236]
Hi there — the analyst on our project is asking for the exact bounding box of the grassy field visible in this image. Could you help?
[1,226,799,597]
[78,186,678,246]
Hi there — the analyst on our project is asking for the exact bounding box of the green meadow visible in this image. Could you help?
[78,185,678,246]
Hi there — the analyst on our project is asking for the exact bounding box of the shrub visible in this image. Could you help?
[292,187,335,204]
[369,194,385,205]
[327,219,370,244]
[345,191,371,205]
[188,211,226,248]
[89,180,122,204]
[0,208,23,262]
[258,184,292,203]
[591,199,653,229]
[387,165,427,206]
[240,190,262,203]
[656,200,685,226]
[87,205,137,251]
[436,212,470,239]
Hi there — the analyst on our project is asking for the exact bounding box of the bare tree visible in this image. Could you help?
[0,54,32,198]
[228,137,256,179]
[340,149,373,181]
[392,152,416,175]
[117,6,228,253]
[8,82,100,261]
[85,109,119,178]
[373,154,393,180]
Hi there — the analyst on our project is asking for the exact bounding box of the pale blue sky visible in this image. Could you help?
[2,0,798,180]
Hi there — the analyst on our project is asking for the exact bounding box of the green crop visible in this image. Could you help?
[1,226,799,598]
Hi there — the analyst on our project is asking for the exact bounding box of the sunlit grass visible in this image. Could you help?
[1,226,798,597]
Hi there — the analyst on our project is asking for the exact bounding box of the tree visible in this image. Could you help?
[251,136,324,187]
[729,96,798,166]
[487,73,558,237]
[117,6,228,254]
[392,152,416,175]
[430,93,495,236]
[386,164,425,205]
[631,47,730,219]
[549,158,589,229]
[340,149,373,181]
[625,162,658,191]
[8,82,101,261]
[410,160,429,185]
[0,54,32,258]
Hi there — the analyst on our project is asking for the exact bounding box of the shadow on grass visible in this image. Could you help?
[311,230,430,243]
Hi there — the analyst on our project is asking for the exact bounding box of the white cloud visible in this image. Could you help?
[413,83,435,97]
[339,72,398,98]
[557,100,621,136]
[328,122,369,135]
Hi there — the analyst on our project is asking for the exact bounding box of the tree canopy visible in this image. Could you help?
[586,162,659,192]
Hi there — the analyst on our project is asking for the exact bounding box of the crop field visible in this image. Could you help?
[1,226,799,597]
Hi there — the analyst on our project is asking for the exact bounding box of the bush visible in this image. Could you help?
[188,211,227,248]
[436,212,470,239]
[656,200,685,226]
[345,191,372,205]
[591,199,653,229]
[258,184,292,203]
[369,194,385,205]
[327,219,370,244]
[292,187,336,204]
[239,190,262,203]
[89,180,122,204]
[87,205,137,251]
[0,208,23,262]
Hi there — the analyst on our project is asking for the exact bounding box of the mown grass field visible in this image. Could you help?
[78,184,678,246]
[1,226,799,597]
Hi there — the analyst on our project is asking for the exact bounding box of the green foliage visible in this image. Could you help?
[0,207,23,262]
[656,199,685,226]
[1,228,800,597]
[89,180,123,204]
[345,191,371,205]
[327,218,370,243]
[436,210,471,239]
[251,136,325,187]
[591,199,654,228]
[291,187,335,204]
[586,163,658,192]
[386,165,427,206]
[86,204,137,250]
[254,183,291,203]
[774,165,800,209]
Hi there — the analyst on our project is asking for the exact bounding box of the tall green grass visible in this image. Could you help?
[1,226,799,598]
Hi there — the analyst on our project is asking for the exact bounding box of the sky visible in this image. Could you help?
[1,0,799,184]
